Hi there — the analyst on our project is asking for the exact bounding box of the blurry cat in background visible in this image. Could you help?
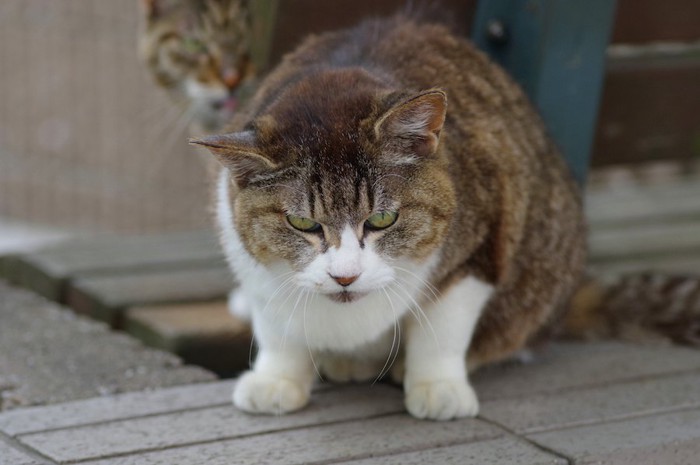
[139,0,256,131]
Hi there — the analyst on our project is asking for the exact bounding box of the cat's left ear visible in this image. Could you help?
[189,131,277,188]
[375,89,447,161]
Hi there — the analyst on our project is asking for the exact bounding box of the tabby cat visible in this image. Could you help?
[191,15,588,421]
[139,0,255,131]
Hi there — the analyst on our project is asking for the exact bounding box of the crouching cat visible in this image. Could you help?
[191,15,586,421]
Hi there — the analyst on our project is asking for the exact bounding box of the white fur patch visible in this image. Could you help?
[403,275,494,420]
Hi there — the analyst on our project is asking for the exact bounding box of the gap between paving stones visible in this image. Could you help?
[476,416,574,465]
[492,368,700,402]
[480,369,700,435]
[477,365,700,402]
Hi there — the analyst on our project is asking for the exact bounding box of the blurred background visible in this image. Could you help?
[0,0,698,236]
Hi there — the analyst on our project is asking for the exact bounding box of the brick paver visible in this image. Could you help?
[0,439,44,465]
[529,408,700,464]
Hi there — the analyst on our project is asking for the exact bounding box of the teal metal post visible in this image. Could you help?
[471,0,617,185]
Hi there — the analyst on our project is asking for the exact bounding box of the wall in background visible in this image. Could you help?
[0,1,212,233]
[0,0,697,232]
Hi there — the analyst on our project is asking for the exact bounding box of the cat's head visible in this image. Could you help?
[193,69,456,303]
[139,0,255,130]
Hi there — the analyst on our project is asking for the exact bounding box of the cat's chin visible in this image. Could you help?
[325,291,368,304]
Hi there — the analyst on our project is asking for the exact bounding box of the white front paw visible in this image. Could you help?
[405,379,479,421]
[233,371,310,415]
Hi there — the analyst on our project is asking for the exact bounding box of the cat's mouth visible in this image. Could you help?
[326,291,367,303]
[211,96,238,112]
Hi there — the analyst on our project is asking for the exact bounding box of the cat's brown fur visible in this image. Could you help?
[567,273,700,347]
[194,16,587,369]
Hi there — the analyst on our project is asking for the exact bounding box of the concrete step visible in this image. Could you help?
[0,230,223,302]
[67,265,233,327]
[124,302,252,377]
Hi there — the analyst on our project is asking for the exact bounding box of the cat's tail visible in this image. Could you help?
[562,273,700,346]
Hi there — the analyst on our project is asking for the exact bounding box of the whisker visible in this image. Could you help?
[389,282,439,349]
[393,275,438,306]
[393,265,441,301]
[281,286,306,351]
[302,290,323,380]
[374,289,401,384]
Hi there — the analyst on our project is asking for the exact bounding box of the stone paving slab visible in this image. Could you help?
[589,220,700,262]
[0,438,45,465]
[528,407,700,465]
[81,415,503,465]
[481,370,700,433]
[17,384,404,462]
[473,341,700,401]
[10,231,222,301]
[0,381,233,437]
[66,266,232,326]
[0,281,214,411]
[337,437,568,465]
[585,177,700,227]
[589,253,700,276]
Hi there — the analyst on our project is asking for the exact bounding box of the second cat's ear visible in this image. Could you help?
[189,131,277,188]
[142,0,159,21]
[375,89,447,161]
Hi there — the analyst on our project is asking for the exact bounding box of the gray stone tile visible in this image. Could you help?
[0,282,214,412]
[18,384,405,463]
[15,231,221,301]
[0,381,232,436]
[0,438,44,465]
[335,437,567,464]
[473,342,700,401]
[529,408,700,465]
[481,371,700,433]
[81,415,502,465]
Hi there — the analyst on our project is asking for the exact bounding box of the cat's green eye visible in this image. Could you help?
[287,215,321,232]
[182,37,206,54]
[365,211,398,230]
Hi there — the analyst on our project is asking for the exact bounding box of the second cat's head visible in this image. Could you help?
[139,0,256,130]
[193,69,456,302]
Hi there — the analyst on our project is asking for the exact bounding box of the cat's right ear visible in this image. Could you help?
[375,89,447,163]
[189,132,277,188]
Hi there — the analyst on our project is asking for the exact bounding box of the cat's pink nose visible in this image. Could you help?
[222,69,240,89]
[331,274,359,287]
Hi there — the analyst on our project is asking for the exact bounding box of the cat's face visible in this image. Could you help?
[140,0,255,130]
[195,70,457,302]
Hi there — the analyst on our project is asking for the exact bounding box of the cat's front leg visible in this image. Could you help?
[233,312,315,415]
[403,275,493,421]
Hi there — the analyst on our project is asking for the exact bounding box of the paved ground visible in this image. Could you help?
[1,339,699,464]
